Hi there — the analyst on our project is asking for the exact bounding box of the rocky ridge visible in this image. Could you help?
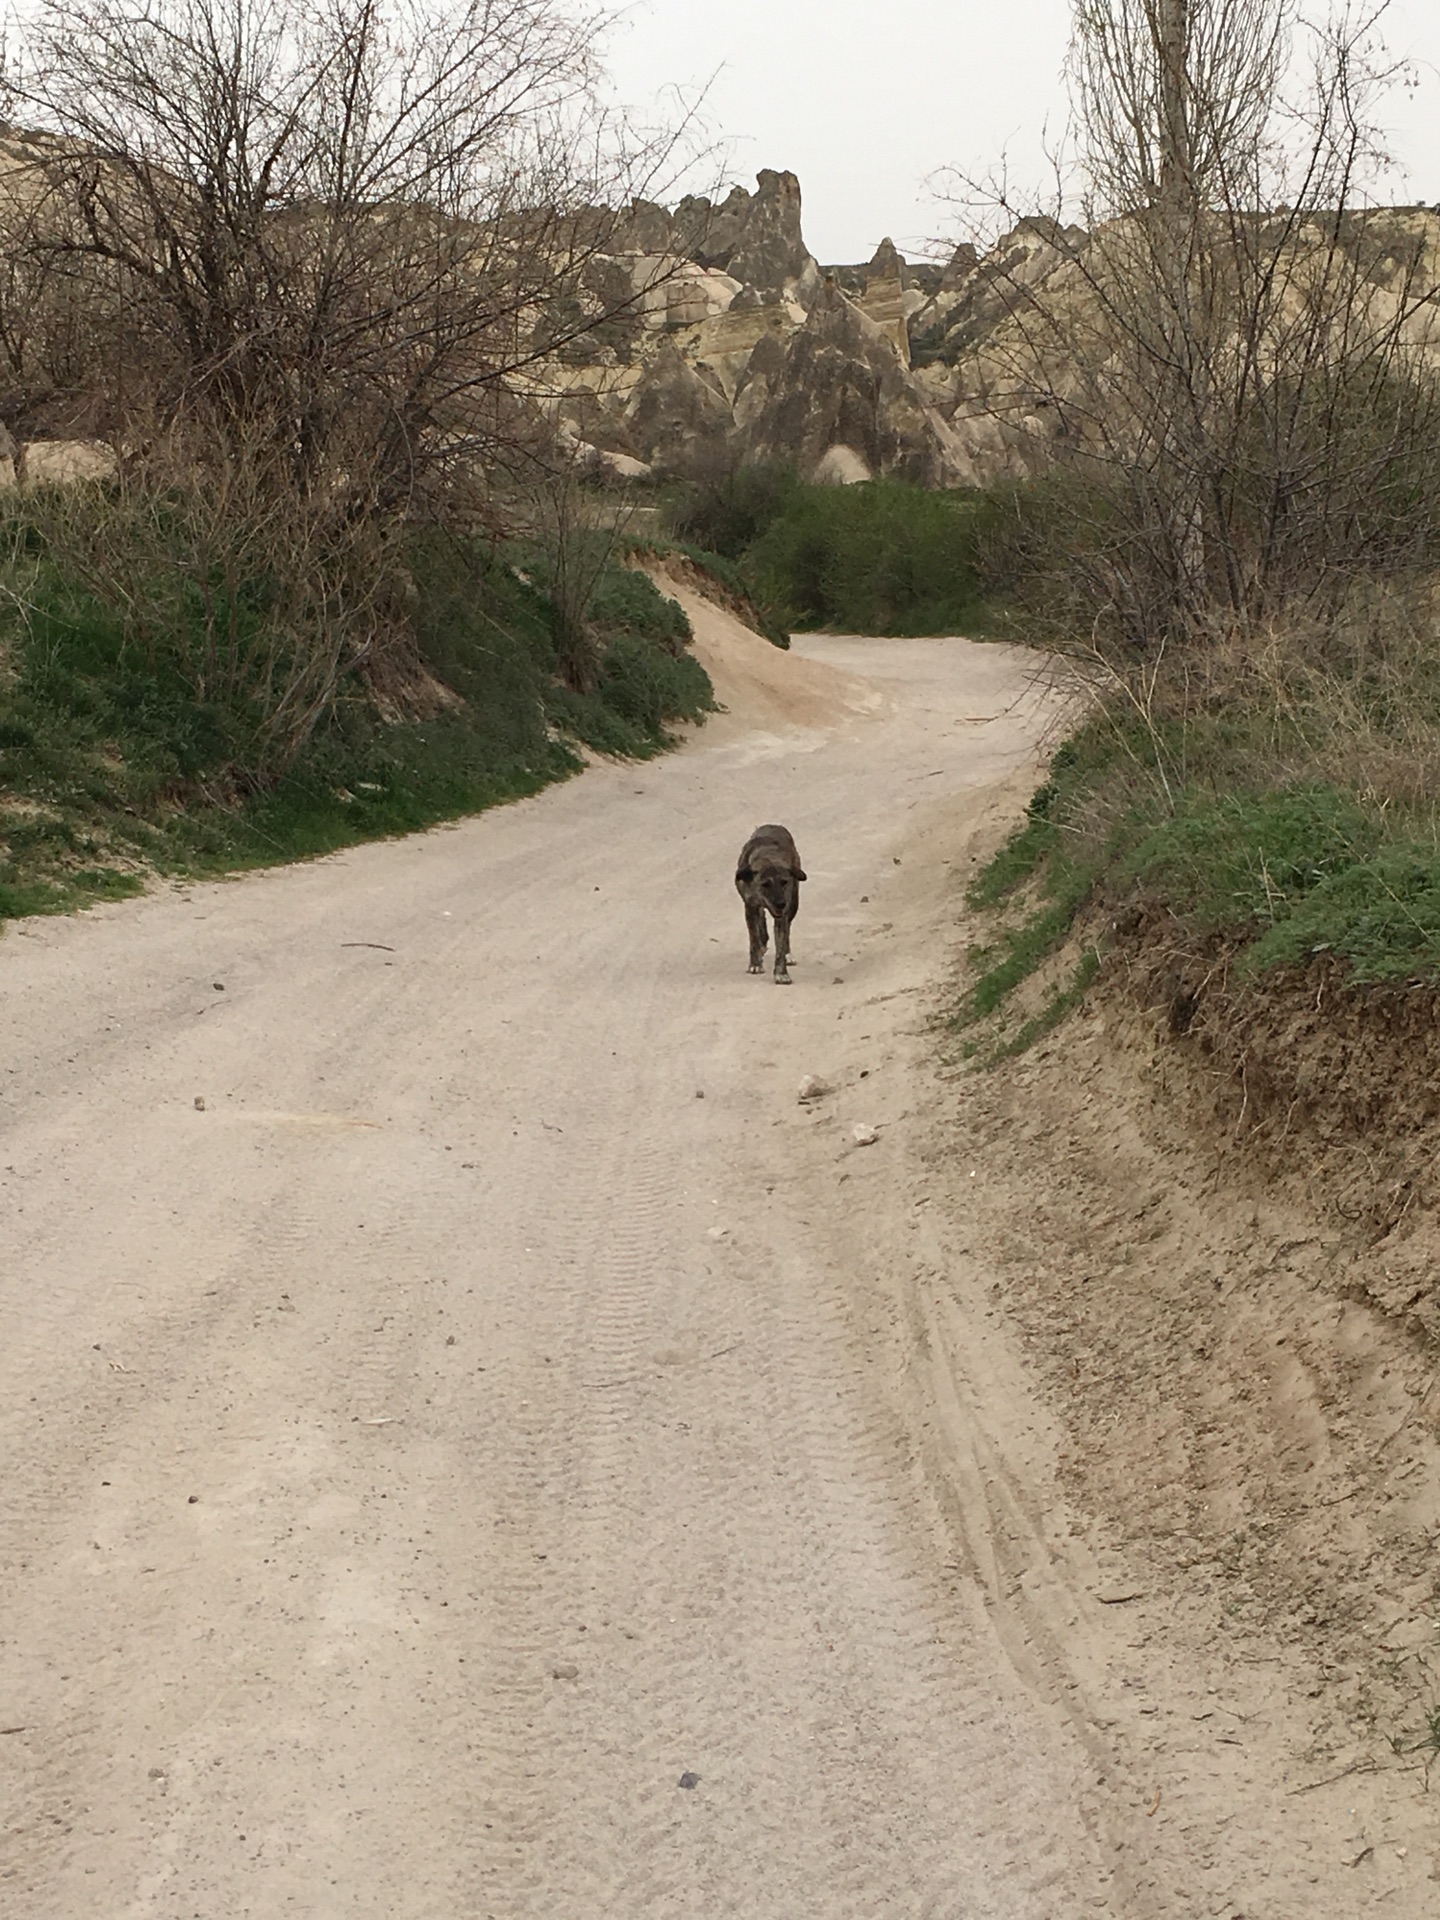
[550,173,1440,493]
[548,168,988,488]
[3,133,1437,499]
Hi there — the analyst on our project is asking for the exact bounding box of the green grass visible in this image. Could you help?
[1242,848,1440,979]
[0,517,713,922]
[957,708,1440,1055]
[1391,1700,1440,1761]
[962,895,1089,1023]
[950,728,1120,1037]
[1117,782,1440,983]
[0,867,146,919]
[990,950,1101,1060]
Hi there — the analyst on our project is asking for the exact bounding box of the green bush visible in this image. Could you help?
[742,479,999,635]
[586,566,692,650]
[598,633,712,732]
[665,470,1009,637]
[667,465,801,561]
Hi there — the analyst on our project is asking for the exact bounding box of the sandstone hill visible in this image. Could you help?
[1,123,1437,498]
[548,171,1440,493]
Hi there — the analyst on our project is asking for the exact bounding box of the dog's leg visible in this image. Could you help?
[745,899,768,974]
[772,908,792,984]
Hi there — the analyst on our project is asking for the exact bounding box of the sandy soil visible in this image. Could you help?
[1,584,1435,1916]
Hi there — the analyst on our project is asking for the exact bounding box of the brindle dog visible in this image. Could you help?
[735,824,806,985]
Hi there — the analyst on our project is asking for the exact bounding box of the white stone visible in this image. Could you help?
[22,439,117,486]
[813,444,871,486]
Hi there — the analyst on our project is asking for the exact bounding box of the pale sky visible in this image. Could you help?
[606,0,1440,263]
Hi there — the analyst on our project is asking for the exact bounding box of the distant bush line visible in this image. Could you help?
[664,467,1007,638]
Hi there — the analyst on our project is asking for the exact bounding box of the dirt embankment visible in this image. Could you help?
[1103,927,1440,1342]
[942,912,1440,1867]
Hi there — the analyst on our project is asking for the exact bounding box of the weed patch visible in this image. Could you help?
[990,950,1101,1060]
[1392,1700,1440,1763]
[960,893,1091,1025]
[0,513,711,922]
[958,699,1440,1057]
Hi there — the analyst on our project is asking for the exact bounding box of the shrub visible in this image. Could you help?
[667,465,801,561]
[733,479,1002,635]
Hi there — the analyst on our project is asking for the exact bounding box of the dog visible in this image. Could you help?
[735,824,806,985]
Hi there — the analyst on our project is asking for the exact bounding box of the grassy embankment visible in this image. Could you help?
[952,598,1440,1063]
[0,510,712,923]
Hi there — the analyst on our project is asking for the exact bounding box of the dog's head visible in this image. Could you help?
[738,859,805,912]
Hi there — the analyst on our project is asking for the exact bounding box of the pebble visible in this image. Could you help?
[551,1662,579,1681]
[852,1124,879,1147]
[797,1074,830,1103]
[678,1771,700,1790]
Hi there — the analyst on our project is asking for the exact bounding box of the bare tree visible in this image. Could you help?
[4,0,682,492]
[521,436,641,691]
[0,0,691,774]
[947,1,1440,655]
[1069,0,1288,214]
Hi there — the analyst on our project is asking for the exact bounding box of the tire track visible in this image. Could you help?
[3,626,1129,1917]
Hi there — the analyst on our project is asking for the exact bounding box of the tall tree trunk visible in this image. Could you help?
[1157,0,1193,215]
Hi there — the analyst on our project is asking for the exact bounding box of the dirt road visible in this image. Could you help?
[2,588,1433,1917]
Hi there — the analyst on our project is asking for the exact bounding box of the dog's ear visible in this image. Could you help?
[795,869,807,883]
[736,866,752,883]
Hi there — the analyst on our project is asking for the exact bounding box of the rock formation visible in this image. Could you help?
[14,141,1437,501]
[855,237,911,365]
[674,170,821,312]
[549,170,974,488]
[622,341,734,479]
[732,285,964,486]
[551,187,1440,493]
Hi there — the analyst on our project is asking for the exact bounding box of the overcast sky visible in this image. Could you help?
[606,0,1440,264]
